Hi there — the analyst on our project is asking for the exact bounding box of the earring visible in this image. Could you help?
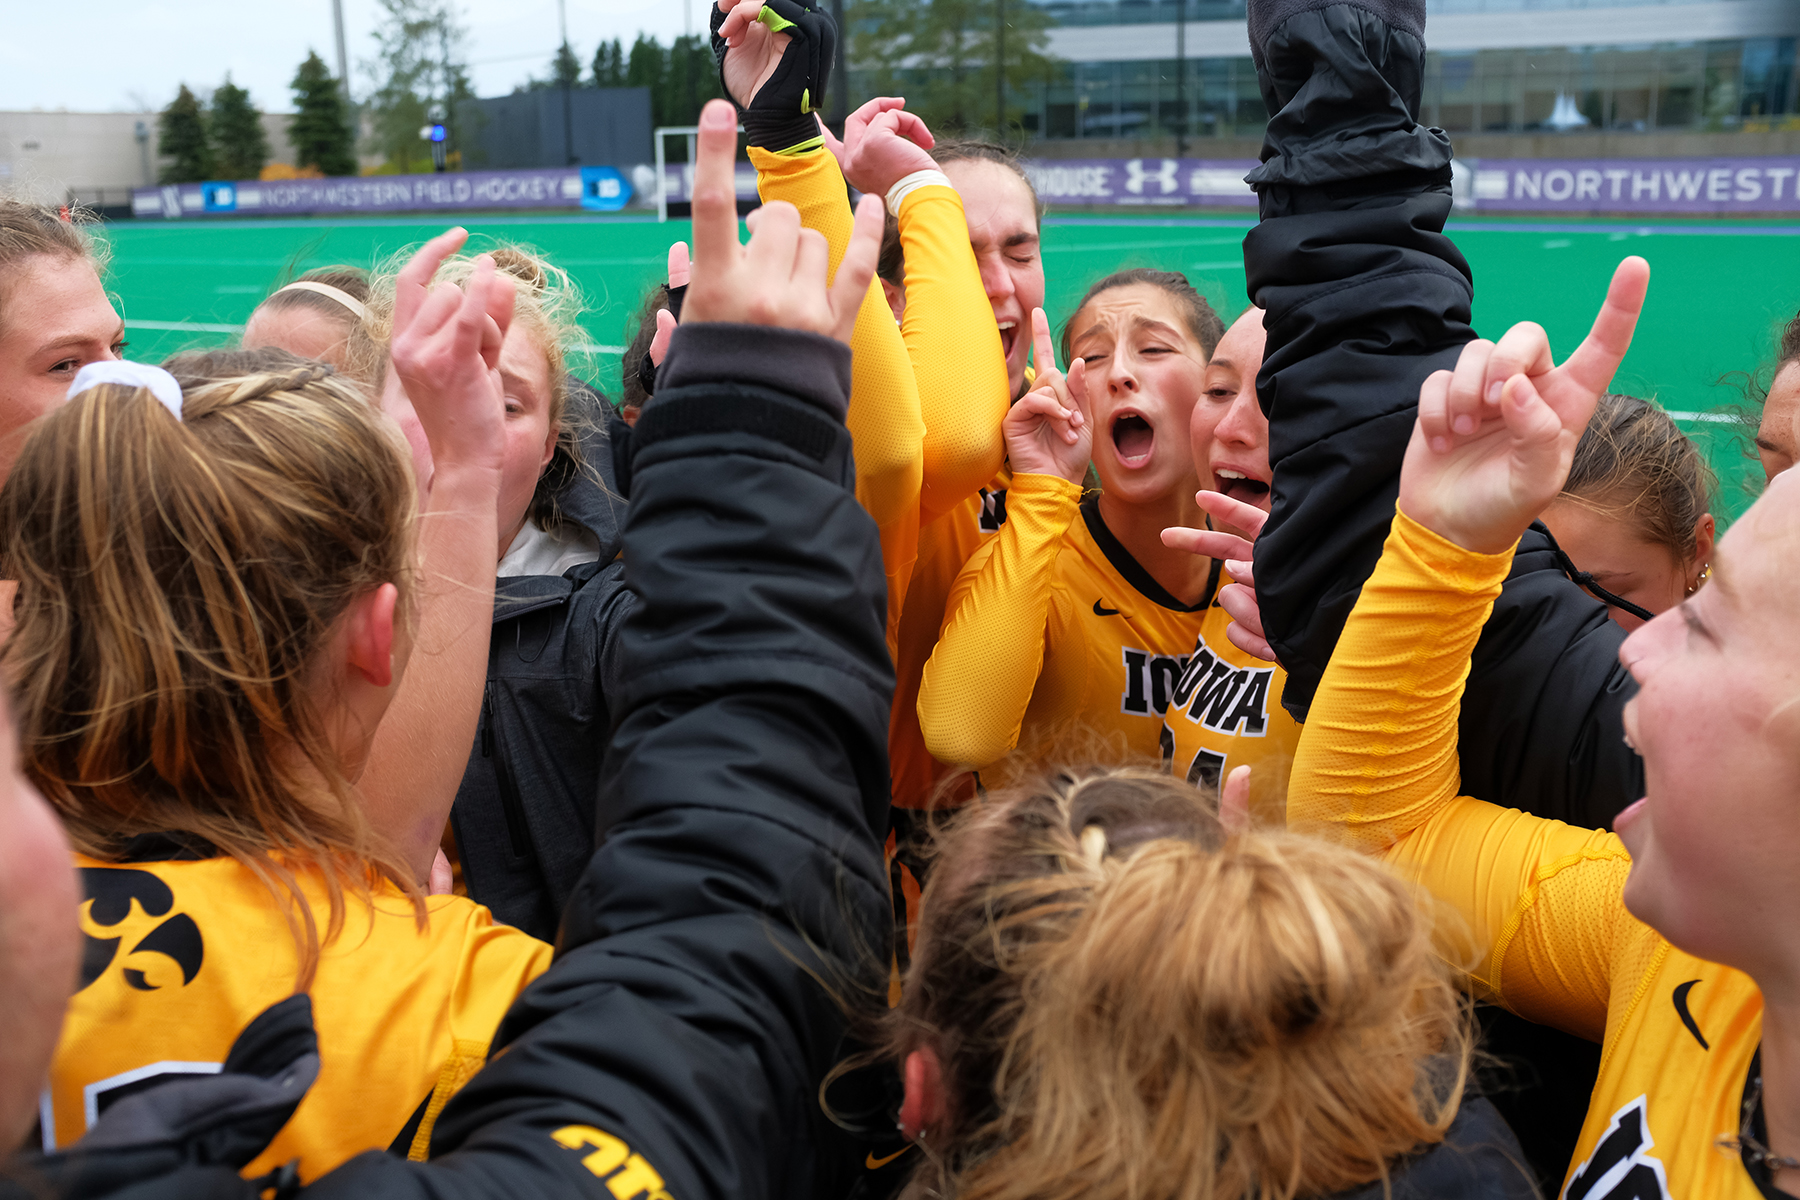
[1687,562,1711,596]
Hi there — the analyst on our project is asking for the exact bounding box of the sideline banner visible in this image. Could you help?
[1467,157,1800,215]
[133,167,599,218]
[1023,157,1260,207]
[132,155,1800,217]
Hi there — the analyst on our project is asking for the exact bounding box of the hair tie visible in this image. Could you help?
[273,280,370,322]
[1078,823,1108,867]
[67,360,184,423]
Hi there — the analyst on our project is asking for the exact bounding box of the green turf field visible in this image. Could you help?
[103,211,1800,522]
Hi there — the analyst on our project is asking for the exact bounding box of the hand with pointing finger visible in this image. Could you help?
[1004,308,1092,483]
[1399,256,1649,555]
[1161,490,1278,664]
[681,97,881,345]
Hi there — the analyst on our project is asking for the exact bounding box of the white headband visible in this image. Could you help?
[273,280,370,322]
[67,360,185,423]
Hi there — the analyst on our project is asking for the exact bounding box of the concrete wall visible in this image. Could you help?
[0,110,297,205]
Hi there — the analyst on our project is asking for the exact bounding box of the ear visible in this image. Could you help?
[344,583,400,689]
[1690,512,1716,585]
[539,418,559,472]
[899,1045,945,1141]
[881,278,906,324]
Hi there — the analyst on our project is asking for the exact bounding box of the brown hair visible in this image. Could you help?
[887,767,1469,1200]
[0,199,110,333]
[1562,393,1715,563]
[257,267,371,323]
[1060,269,1227,365]
[879,140,1042,286]
[352,243,595,533]
[619,281,671,422]
[0,347,421,987]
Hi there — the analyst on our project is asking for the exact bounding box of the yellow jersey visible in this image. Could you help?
[46,847,550,1181]
[749,148,1006,651]
[1160,615,1302,823]
[1292,509,1776,1200]
[920,473,1301,797]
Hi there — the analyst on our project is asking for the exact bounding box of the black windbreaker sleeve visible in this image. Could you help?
[309,323,896,1200]
[1243,0,1641,829]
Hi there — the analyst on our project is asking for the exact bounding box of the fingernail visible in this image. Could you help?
[1453,415,1475,435]
[1487,382,1502,404]
[1432,436,1449,453]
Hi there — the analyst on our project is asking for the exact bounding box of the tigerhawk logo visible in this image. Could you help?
[77,868,205,994]
[1561,1096,1672,1200]
[1120,634,1272,736]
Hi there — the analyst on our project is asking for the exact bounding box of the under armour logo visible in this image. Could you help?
[1124,159,1179,195]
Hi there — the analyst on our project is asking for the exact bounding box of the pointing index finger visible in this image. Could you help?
[688,99,744,288]
[1030,307,1056,376]
[1562,255,1650,396]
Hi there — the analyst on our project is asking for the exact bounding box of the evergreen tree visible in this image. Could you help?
[209,76,270,180]
[592,38,625,87]
[660,35,725,126]
[158,84,211,183]
[289,51,357,176]
[553,41,583,89]
[625,33,667,114]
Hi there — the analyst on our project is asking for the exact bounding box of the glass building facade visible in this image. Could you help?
[983,0,1800,140]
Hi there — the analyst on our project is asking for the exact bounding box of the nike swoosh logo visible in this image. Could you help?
[1672,979,1709,1050]
[865,1147,911,1170]
[1093,600,1121,617]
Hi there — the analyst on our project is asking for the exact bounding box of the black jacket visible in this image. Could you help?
[1244,1,1641,830]
[452,389,633,941]
[6,323,898,1200]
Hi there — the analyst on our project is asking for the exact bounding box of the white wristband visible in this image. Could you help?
[885,170,955,216]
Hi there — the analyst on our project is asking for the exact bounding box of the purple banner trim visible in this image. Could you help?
[1467,157,1800,213]
[132,168,586,218]
[1023,157,1260,207]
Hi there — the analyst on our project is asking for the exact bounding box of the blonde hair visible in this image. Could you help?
[0,348,421,988]
[1562,393,1714,563]
[0,198,110,332]
[350,241,595,530]
[891,767,1469,1200]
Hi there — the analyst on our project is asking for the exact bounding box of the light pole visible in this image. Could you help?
[558,0,577,165]
[831,0,848,136]
[332,0,351,104]
[995,0,1006,139]
[1174,0,1187,156]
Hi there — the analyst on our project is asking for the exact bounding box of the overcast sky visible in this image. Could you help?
[1,0,699,114]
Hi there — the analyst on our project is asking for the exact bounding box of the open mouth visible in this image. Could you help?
[997,319,1019,362]
[1112,413,1154,466]
[1213,467,1271,506]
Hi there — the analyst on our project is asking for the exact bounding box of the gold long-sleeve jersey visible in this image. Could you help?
[46,851,550,1181]
[1291,509,1775,1200]
[920,473,1301,798]
[749,147,1007,653]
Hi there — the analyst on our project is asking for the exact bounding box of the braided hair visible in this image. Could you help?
[0,346,421,988]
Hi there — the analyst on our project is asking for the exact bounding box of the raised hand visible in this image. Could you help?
[1399,256,1649,555]
[837,97,936,198]
[386,228,516,489]
[647,241,690,370]
[1161,490,1277,663]
[1004,308,1091,482]
[714,0,790,108]
[682,98,881,344]
[712,0,836,150]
